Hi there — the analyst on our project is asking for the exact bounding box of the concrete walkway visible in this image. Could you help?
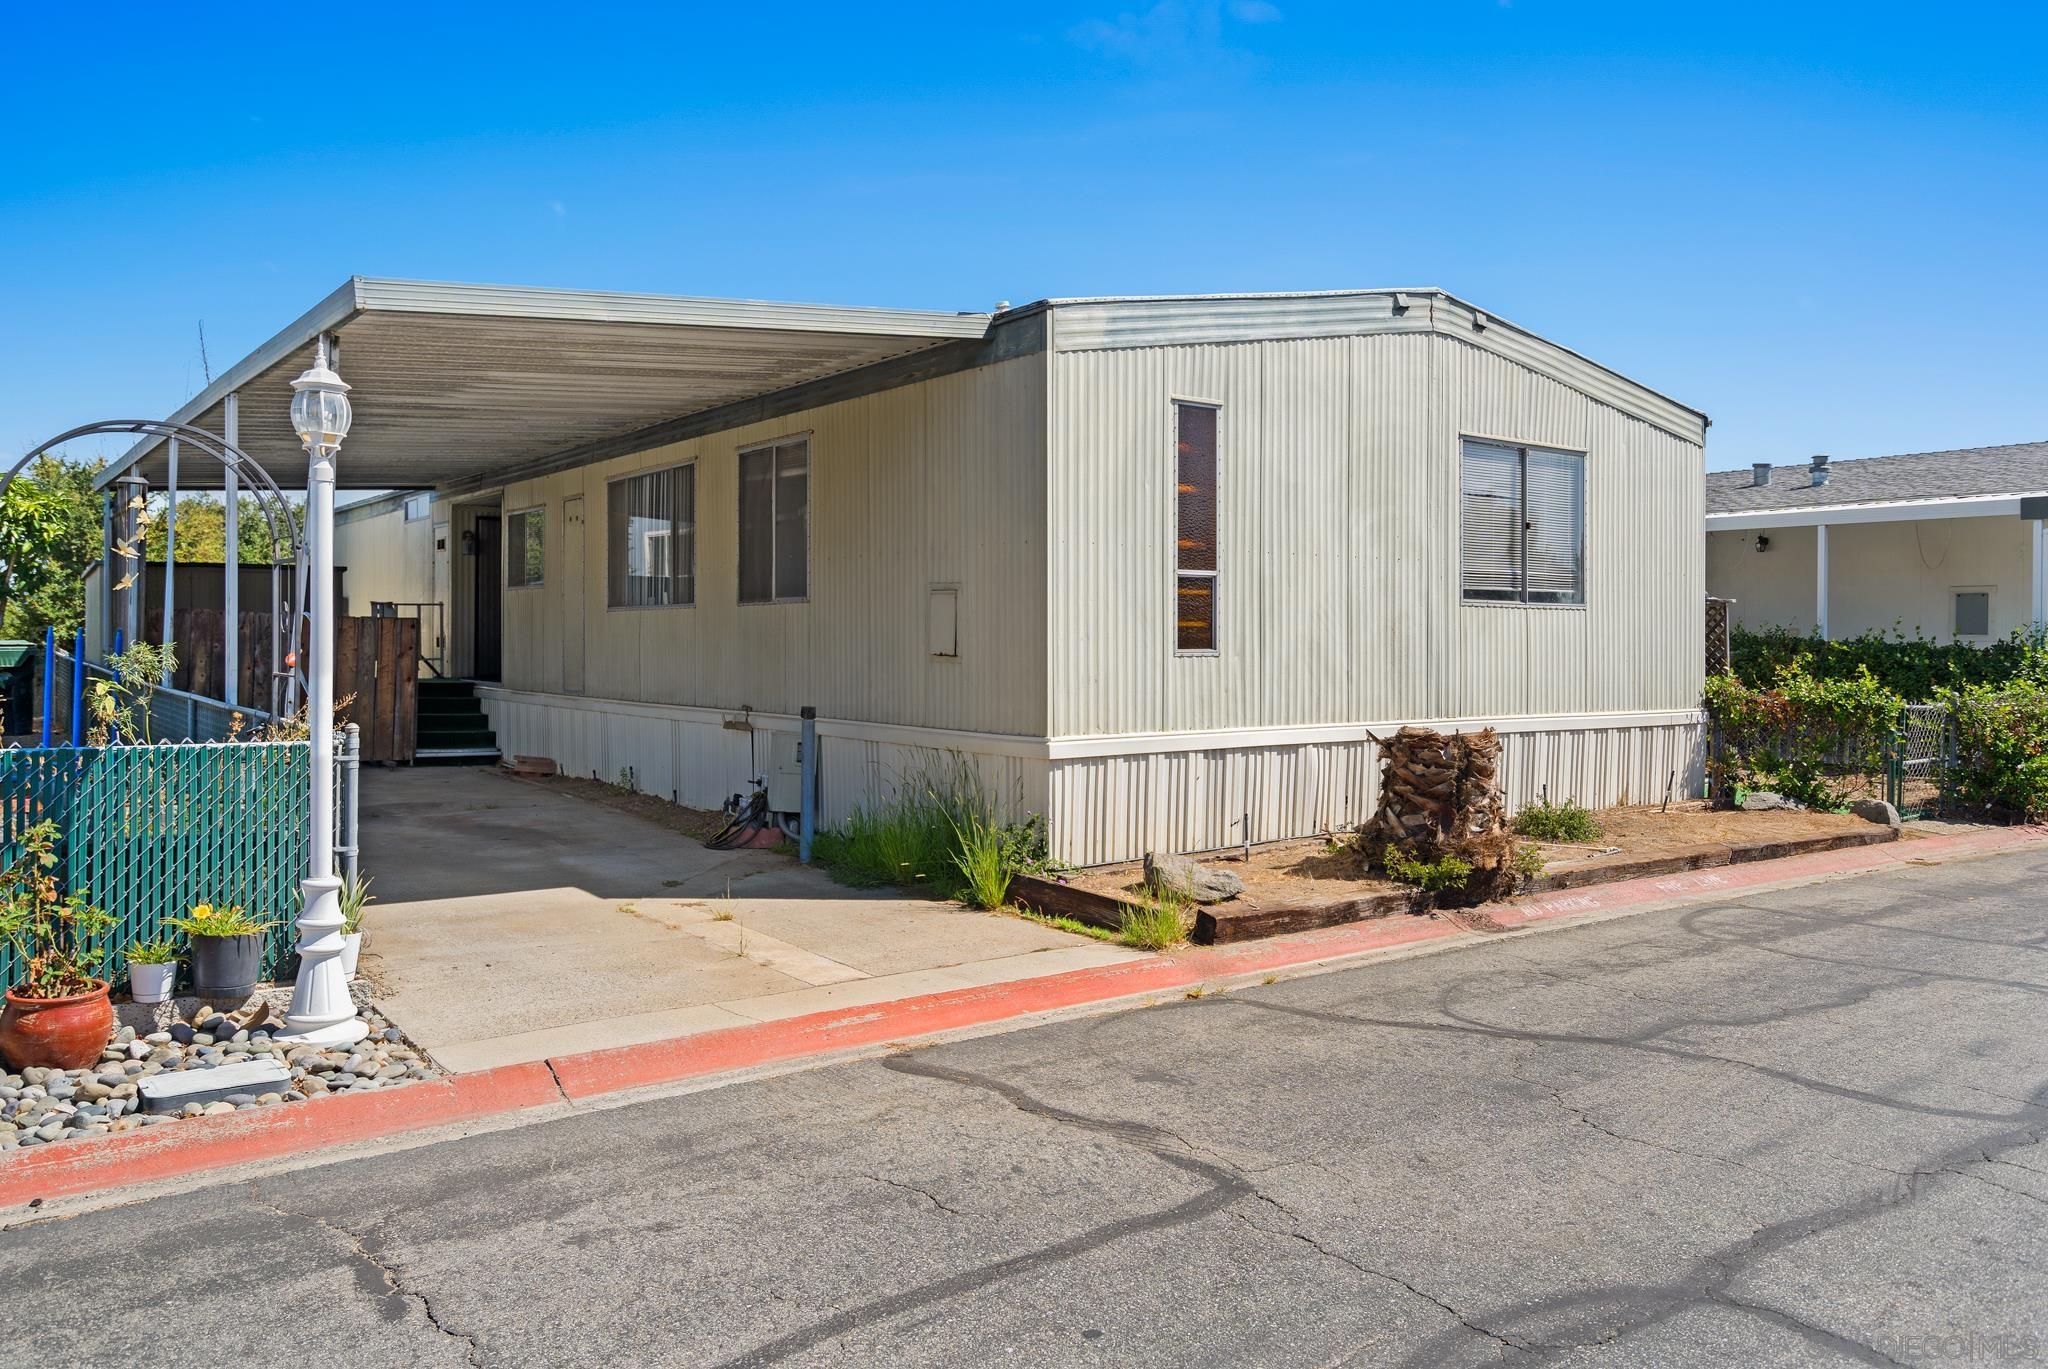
[359,767,1138,1072]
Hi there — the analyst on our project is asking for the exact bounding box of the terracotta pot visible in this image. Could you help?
[0,980,115,1072]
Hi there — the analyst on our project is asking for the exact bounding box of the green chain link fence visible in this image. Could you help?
[0,741,309,985]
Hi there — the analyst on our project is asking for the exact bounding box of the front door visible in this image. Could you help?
[561,496,587,693]
[472,513,502,682]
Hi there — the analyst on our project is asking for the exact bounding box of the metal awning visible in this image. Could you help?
[100,278,992,491]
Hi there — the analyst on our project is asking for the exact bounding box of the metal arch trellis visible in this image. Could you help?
[0,419,309,713]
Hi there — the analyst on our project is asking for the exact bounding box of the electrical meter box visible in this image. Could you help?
[766,731,804,814]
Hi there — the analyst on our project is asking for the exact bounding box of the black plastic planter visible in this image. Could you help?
[189,933,264,1002]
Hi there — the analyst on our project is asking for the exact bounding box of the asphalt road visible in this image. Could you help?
[6,847,2048,1367]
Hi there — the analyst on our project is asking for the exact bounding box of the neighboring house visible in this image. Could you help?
[106,279,1707,865]
[1706,443,2048,643]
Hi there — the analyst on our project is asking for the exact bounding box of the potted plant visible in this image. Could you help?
[338,874,374,981]
[125,938,180,1004]
[0,821,118,1071]
[166,903,272,1003]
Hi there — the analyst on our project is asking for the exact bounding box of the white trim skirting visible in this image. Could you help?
[476,688,1707,867]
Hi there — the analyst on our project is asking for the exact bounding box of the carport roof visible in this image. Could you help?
[100,278,993,491]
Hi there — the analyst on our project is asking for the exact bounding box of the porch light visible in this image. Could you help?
[290,358,352,452]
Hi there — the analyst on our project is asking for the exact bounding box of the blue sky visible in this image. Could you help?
[2,1,2041,472]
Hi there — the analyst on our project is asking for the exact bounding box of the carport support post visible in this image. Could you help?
[799,706,817,863]
[223,391,239,709]
[1814,522,1830,640]
[281,336,366,1048]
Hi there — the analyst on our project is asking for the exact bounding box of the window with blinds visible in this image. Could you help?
[1175,402,1219,652]
[1459,438,1584,605]
[740,436,809,603]
[506,507,545,588]
[607,464,695,608]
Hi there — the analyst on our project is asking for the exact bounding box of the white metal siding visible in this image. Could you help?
[1047,330,1704,738]
[1049,718,1706,867]
[478,686,1051,830]
[496,352,1048,739]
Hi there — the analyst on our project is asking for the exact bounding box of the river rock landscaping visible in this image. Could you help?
[0,1000,434,1153]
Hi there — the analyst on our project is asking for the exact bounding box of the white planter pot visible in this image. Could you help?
[341,932,362,981]
[128,961,177,1005]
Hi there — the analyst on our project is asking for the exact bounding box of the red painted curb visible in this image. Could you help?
[7,822,2043,1209]
[0,1060,559,1209]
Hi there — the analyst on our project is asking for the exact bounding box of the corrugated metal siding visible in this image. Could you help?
[1047,719,1706,867]
[1047,329,1704,738]
[497,352,1047,739]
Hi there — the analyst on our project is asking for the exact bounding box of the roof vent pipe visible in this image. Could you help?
[1751,462,1772,487]
[1810,453,1831,487]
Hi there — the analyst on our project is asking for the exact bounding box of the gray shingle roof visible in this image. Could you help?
[1705,441,2048,514]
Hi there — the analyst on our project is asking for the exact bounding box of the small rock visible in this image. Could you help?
[255,1092,283,1106]
[180,1102,205,1118]
[381,1027,403,1043]
[1851,798,1903,831]
[33,1123,62,1142]
[115,1025,136,1043]
[127,1041,150,1060]
[1739,790,1805,812]
[1143,850,1245,904]
[143,1031,172,1044]
[223,1093,257,1107]
[21,1067,48,1086]
[373,1063,408,1081]
[192,1033,215,1047]
[168,1023,195,1046]
[201,1101,235,1117]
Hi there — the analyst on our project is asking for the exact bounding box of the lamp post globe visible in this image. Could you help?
[290,361,351,452]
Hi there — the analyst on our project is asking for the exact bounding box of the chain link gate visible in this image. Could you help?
[1886,704,1951,818]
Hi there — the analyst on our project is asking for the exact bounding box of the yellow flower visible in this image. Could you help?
[189,903,214,920]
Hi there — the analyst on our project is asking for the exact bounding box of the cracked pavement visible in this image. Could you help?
[4,847,2047,1365]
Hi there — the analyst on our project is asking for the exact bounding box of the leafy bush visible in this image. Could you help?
[0,821,117,997]
[1511,799,1602,843]
[1117,890,1190,950]
[1946,679,2048,820]
[811,754,1051,903]
[1382,846,1474,896]
[1511,842,1547,887]
[1704,663,1902,811]
[1729,625,2048,703]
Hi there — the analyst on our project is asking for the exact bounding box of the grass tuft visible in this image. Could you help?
[1117,890,1191,951]
[811,752,1055,906]
[1017,910,1117,942]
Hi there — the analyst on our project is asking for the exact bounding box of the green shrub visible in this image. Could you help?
[1704,663,1902,811]
[1511,843,1547,887]
[1117,891,1190,950]
[1946,678,2048,820]
[1382,846,1474,896]
[1511,799,1602,842]
[1729,624,2048,703]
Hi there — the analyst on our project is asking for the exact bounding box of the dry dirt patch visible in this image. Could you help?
[1064,802,1887,912]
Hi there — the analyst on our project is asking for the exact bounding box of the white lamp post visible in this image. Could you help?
[279,338,367,1048]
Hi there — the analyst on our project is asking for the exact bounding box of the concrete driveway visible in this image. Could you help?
[359,767,1136,1071]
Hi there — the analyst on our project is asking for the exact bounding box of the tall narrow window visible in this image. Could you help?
[1460,438,1585,605]
[607,465,695,607]
[739,436,808,603]
[1175,402,1219,652]
[506,507,545,588]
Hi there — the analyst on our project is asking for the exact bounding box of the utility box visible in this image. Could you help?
[766,731,804,814]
